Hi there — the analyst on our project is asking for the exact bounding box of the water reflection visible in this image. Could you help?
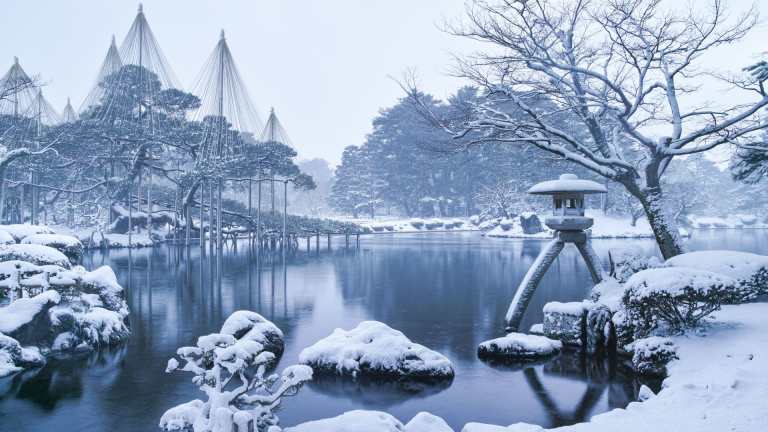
[1,231,765,431]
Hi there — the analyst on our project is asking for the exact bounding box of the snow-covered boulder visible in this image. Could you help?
[0,230,15,245]
[410,218,426,229]
[0,224,55,242]
[543,301,587,346]
[666,250,768,299]
[299,321,454,379]
[219,310,284,357]
[477,333,561,360]
[21,234,83,263]
[630,336,678,376]
[0,333,45,378]
[0,290,60,345]
[0,244,71,268]
[425,219,445,230]
[285,410,404,432]
[404,412,454,432]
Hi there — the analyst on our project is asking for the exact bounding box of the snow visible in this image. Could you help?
[589,279,625,312]
[0,290,60,333]
[0,244,72,268]
[356,217,476,234]
[462,423,543,432]
[624,267,737,298]
[688,214,768,229]
[0,230,15,245]
[219,310,284,354]
[542,301,587,315]
[285,410,404,432]
[484,211,683,239]
[21,233,82,249]
[158,399,204,432]
[0,224,55,242]
[299,321,454,379]
[666,250,768,281]
[404,412,455,432]
[528,174,607,195]
[477,333,562,359]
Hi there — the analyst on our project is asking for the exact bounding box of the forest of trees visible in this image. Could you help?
[329,87,765,225]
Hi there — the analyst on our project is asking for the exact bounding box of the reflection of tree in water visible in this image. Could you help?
[482,351,659,428]
[0,345,127,411]
[307,373,453,409]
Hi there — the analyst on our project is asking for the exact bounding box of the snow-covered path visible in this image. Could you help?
[467,302,768,432]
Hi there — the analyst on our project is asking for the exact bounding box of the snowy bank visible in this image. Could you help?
[356,217,477,234]
[299,321,455,379]
[285,410,456,432]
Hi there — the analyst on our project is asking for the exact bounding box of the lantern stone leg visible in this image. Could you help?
[575,240,605,283]
[505,238,565,332]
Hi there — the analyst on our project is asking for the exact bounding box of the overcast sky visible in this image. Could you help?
[0,1,765,166]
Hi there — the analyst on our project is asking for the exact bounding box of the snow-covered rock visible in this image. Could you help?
[299,321,454,379]
[0,244,71,268]
[219,310,284,357]
[477,333,561,360]
[0,290,61,342]
[585,303,613,354]
[404,412,454,432]
[0,333,45,377]
[285,410,404,432]
[21,233,83,263]
[0,224,55,242]
[542,301,587,346]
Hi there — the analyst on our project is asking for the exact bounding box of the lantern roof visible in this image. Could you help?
[528,174,607,195]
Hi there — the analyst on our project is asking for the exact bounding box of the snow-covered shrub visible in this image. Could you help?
[623,268,739,337]
[299,321,454,379]
[410,218,425,229]
[219,310,284,357]
[161,313,307,432]
[0,244,71,268]
[80,266,129,317]
[630,337,678,376]
[22,234,83,263]
[499,219,515,231]
[666,250,768,301]
[469,215,481,226]
[0,333,45,377]
[477,333,561,360]
[608,248,664,283]
[0,224,55,242]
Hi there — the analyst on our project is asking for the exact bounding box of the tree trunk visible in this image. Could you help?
[636,189,683,259]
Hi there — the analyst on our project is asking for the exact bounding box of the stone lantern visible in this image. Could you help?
[504,174,608,332]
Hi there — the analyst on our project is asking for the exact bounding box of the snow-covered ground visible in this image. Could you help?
[283,302,767,432]
[687,214,767,229]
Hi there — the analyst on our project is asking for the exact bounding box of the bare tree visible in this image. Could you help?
[406,0,767,258]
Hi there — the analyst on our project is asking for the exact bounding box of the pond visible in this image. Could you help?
[1,229,766,431]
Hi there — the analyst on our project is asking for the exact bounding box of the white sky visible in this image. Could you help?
[0,0,765,166]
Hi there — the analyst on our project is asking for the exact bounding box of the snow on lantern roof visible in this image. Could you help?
[528,173,607,195]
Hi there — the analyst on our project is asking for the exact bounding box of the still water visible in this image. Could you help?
[1,230,766,431]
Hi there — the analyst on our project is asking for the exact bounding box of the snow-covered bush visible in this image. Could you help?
[499,219,515,231]
[623,268,740,337]
[219,310,284,357]
[0,244,71,268]
[630,336,678,376]
[666,250,768,301]
[0,230,15,245]
[22,234,84,263]
[608,248,664,283]
[299,321,454,379]
[161,312,305,432]
[0,224,55,242]
[469,215,481,226]
[0,332,45,377]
